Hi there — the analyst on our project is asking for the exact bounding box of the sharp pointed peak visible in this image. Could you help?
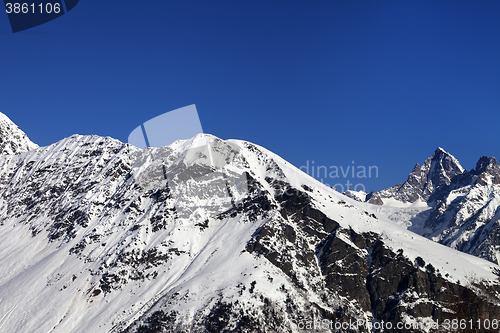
[433,147,449,156]
[429,147,461,166]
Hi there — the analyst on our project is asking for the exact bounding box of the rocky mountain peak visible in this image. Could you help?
[371,148,465,204]
[365,190,384,205]
[424,147,464,187]
[0,127,499,332]
[474,156,500,175]
[359,147,500,265]
[411,162,421,176]
[0,112,38,155]
[472,156,500,185]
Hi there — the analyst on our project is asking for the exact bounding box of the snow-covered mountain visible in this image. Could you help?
[377,148,464,204]
[0,114,499,333]
[357,148,500,265]
[0,112,38,155]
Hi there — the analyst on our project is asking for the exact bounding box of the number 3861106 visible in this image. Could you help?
[5,3,61,14]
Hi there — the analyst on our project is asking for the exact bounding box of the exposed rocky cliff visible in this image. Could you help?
[377,148,464,204]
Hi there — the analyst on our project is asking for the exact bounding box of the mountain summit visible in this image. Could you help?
[0,112,38,155]
[354,148,500,265]
[0,118,499,332]
[377,147,464,204]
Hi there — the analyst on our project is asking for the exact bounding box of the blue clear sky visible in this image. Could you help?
[1,0,499,192]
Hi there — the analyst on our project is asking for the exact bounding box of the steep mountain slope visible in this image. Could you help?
[0,121,499,332]
[361,148,500,265]
[0,112,38,155]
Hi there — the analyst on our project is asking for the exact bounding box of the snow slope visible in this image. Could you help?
[0,122,498,332]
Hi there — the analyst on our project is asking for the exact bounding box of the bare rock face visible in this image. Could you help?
[378,148,465,204]
[365,191,384,205]
[473,156,500,185]
[0,112,38,155]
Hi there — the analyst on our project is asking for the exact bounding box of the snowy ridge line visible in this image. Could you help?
[0,129,498,332]
[253,144,500,284]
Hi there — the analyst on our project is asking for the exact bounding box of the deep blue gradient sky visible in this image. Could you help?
[1,1,500,192]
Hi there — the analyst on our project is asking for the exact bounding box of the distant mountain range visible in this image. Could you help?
[0,113,499,333]
[345,147,500,265]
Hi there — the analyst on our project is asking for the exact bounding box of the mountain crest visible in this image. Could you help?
[0,117,499,332]
[424,147,464,183]
[472,156,500,186]
[376,148,464,203]
[474,156,500,175]
[0,112,38,155]
[410,163,421,179]
[357,147,500,265]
